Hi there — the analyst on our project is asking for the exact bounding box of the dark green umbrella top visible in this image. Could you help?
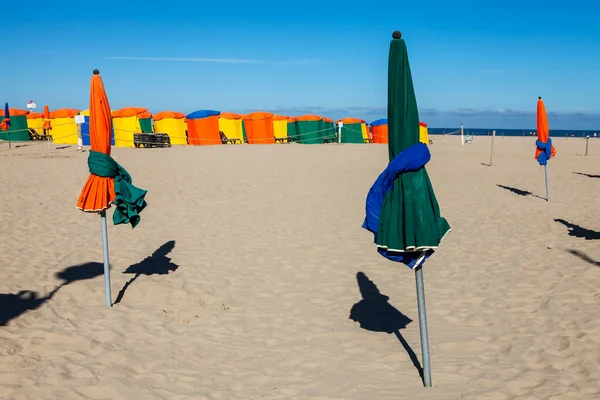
[375,31,451,257]
[387,31,421,160]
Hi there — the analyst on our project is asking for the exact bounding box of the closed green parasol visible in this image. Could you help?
[362,31,450,387]
[377,33,450,254]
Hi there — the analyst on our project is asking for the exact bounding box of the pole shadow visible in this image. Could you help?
[573,172,600,179]
[554,219,600,240]
[566,249,600,266]
[114,240,178,305]
[496,184,546,200]
[349,272,423,383]
[1,262,104,326]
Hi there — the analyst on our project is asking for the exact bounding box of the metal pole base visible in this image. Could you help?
[100,211,112,307]
[489,131,495,166]
[415,265,432,387]
[544,165,550,202]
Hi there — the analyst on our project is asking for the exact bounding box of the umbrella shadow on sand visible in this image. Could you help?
[349,272,424,382]
[114,240,178,304]
[0,262,105,326]
[554,219,600,240]
[0,290,48,326]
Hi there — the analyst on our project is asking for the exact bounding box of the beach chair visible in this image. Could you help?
[133,133,145,147]
[28,128,42,140]
[220,131,241,144]
[28,128,53,142]
[153,133,171,148]
[323,133,337,143]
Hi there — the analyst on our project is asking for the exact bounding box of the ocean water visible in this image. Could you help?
[428,128,600,138]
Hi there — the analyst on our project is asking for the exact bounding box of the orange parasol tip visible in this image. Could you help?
[392,31,402,39]
[93,69,100,75]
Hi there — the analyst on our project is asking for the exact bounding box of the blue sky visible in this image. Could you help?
[2,0,600,129]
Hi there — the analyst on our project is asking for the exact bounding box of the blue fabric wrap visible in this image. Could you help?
[362,142,434,269]
[3,103,10,128]
[536,137,553,166]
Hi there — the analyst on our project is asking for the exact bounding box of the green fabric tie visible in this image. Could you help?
[88,150,148,228]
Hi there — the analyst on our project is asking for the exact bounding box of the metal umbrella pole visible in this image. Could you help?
[414,251,431,387]
[489,130,496,166]
[100,211,112,307]
[544,164,550,201]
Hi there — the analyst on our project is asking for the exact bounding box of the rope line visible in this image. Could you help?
[1,128,341,148]
[442,129,463,136]
[0,121,384,147]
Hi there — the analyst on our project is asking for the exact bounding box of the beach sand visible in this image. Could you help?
[1,135,599,399]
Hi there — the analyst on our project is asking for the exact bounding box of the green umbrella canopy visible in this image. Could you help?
[376,31,451,254]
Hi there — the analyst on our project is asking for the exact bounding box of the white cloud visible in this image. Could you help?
[102,56,321,65]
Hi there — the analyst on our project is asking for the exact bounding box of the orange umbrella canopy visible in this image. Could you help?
[77,70,115,212]
[26,112,43,119]
[218,112,242,120]
[0,108,28,117]
[154,111,185,121]
[49,108,80,118]
[535,96,556,164]
[111,107,148,118]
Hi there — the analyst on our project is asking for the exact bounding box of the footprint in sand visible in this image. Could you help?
[458,364,486,379]
[502,376,545,397]
[0,339,22,357]
[278,388,299,396]
[467,391,514,400]
[442,314,493,327]
[542,335,575,358]
[496,343,513,357]
[344,346,370,355]
[520,348,545,364]
[245,375,272,386]
[439,340,493,353]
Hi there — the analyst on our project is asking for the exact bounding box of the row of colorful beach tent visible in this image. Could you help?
[0,106,430,146]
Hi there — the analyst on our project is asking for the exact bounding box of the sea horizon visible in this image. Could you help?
[427,127,600,138]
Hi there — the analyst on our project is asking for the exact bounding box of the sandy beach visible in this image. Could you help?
[1,135,599,399]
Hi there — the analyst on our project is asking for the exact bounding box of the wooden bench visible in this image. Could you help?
[134,133,171,148]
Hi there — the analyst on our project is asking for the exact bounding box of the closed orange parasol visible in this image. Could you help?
[77,71,116,212]
[535,97,555,201]
[43,104,51,131]
[0,103,10,132]
[77,69,148,307]
[535,97,556,162]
